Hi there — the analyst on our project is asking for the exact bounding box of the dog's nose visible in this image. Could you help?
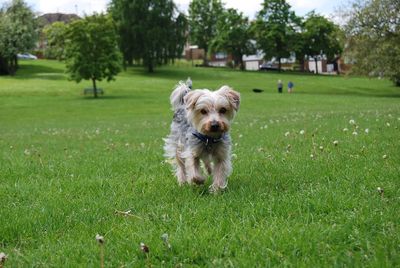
[210,122,220,132]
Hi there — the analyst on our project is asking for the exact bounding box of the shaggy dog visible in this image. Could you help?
[164,82,240,192]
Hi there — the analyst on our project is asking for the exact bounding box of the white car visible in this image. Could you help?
[17,53,37,60]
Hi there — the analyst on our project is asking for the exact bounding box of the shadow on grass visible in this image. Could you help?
[14,63,66,80]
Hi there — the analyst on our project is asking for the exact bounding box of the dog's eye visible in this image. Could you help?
[219,108,227,114]
[200,109,208,115]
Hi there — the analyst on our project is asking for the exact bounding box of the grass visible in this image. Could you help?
[0,59,399,267]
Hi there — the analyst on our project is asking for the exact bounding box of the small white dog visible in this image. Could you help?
[164,82,240,192]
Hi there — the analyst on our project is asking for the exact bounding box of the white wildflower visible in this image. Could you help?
[24,149,30,155]
[333,140,339,146]
[382,154,388,159]
[365,128,369,134]
[352,131,358,135]
[349,119,355,125]
[343,128,349,132]
[231,153,237,159]
[319,146,324,151]
[299,130,305,135]
[95,234,105,244]
[239,134,243,138]
[386,122,390,127]
[284,131,290,137]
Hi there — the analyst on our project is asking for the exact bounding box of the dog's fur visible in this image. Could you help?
[164,82,240,192]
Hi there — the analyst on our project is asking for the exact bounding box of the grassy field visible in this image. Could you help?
[0,60,399,267]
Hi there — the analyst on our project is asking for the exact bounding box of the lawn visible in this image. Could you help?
[0,60,399,267]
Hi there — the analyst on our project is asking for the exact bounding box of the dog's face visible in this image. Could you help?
[184,86,240,137]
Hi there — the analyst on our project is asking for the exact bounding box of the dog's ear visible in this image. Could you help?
[217,86,240,111]
[184,90,204,110]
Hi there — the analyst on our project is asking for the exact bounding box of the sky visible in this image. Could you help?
[14,0,345,19]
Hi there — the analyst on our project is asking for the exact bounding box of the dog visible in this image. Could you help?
[164,82,240,192]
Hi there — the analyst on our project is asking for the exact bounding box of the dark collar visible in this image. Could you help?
[192,131,225,146]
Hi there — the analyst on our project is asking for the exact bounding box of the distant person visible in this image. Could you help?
[186,77,192,89]
[277,79,283,93]
[288,81,294,93]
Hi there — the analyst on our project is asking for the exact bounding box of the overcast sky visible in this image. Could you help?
[14,0,345,19]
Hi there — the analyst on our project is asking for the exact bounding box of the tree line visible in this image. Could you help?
[0,0,399,86]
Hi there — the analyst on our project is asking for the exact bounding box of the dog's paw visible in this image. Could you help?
[208,182,228,194]
[189,175,205,185]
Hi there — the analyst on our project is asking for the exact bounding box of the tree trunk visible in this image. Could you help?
[92,78,98,98]
[203,48,208,66]
[314,57,319,74]
[299,58,305,72]
[278,58,282,72]
[148,61,154,73]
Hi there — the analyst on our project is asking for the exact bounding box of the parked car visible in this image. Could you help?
[17,53,37,60]
[259,62,278,71]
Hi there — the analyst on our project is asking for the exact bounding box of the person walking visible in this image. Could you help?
[288,81,294,93]
[277,79,283,93]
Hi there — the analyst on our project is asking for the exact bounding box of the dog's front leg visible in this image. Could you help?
[210,157,232,193]
[185,155,205,185]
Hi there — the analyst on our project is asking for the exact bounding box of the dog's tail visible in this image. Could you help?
[170,81,190,111]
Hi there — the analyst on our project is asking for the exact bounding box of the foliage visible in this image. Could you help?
[188,0,224,65]
[300,12,343,74]
[64,14,122,98]
[1,60,399,266]
[0,0,37,75]
[109,0,187,72]
[42,22,68,60]
[253,0,301,72]
[210,8,256,70]
[344,0,400,86]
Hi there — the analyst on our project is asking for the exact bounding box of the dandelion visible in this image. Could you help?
[310,154,314,159]
[319,146,324,151]
[140,242,149,253]
[95,234,105,244]
[284,131,290,137]
[299,130,305,135]
[349,119,355,125]
[333,140,339,146]
[365,128,369,134]
[343,128,349,132]
[352,131,358,136]
[382,154,388,159]
[95,234,105,268]
[161,233,171,249]
[0,252,7,266]
[377,187,384,196]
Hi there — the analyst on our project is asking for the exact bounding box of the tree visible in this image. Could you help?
[43,21,68,60]
[109,0,187,72]
[301,12,342,74]
[0,0,37,75]
[344,0,400,86]
[210,8,256,70]
[188,0,224,65]
[64,14,122,98]
[253,0,300,72]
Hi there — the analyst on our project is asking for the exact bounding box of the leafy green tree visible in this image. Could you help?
[109,0,187,72]
[43,21,68,60]
[253,0,300,72]
[0,0,37,75]
[65,14,122,98]
[188,0,224,65]
[301,12,342,74]
[210,8,255,70]
[344,0,400,86]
